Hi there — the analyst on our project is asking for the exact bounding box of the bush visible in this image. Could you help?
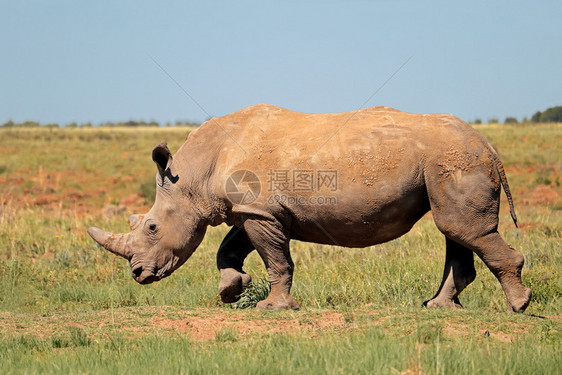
[1,120,15,127]
[1,120,41,127]
[504,117,518,124]
[531,106,562,123]
[488,117,499,124]
[473,118,482,124]
[540,106,562,122]
[231,279,271,309]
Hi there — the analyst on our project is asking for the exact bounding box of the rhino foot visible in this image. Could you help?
[506,287,532,313]
[423,296,463,309]
[218,268,251,303]
[256,294,299,310]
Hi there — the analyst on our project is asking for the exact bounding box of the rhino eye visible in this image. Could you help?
[149,224,157,232]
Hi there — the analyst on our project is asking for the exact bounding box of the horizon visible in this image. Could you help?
[2,105,558,128]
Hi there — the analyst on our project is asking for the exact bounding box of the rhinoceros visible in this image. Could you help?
[88,104,531,312]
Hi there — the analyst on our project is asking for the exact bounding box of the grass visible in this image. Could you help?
[0,307,559,374]
[0,124,561,373]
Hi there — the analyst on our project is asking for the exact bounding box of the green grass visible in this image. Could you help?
[0,124,560,373]
[0,308,559,374]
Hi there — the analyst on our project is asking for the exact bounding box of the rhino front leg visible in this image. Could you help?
[217,226,254,303]
[424,237,476,309]
[243,218,299,310]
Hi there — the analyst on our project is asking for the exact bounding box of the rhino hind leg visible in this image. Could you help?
[468,233,531,312]
[424,238,476,309]
[426,166,531,312]
[433,215,531,312]
[217,226,255,303]
[243,218,299,310]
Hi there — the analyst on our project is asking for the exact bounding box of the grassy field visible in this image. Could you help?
[0,124,560,374]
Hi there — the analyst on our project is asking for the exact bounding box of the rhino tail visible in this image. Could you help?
[488,147,518,228]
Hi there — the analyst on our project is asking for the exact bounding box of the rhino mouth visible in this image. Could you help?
[131,265,176,284]
[131,266,160,284]
[130,254,181,284]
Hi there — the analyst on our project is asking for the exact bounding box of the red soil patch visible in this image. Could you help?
[0,167,150,218]
[149,311,347,341]
[505,166,539,175]
[119,193,146,208]
[0,176,25,186]
[34,193,63,206]
[478,329,513,343]
[517,222,539,231]
[524,185,561,205]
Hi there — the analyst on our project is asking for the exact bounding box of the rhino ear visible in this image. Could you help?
[152,142,172,174]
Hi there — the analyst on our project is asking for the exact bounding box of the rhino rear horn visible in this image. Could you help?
[128,214,143,230]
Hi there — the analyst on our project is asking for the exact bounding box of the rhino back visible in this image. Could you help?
[201,104,468,169]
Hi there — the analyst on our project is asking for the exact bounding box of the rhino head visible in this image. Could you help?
[88,143,207,284]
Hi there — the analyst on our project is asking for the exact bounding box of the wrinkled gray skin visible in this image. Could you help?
[88,104,532,312]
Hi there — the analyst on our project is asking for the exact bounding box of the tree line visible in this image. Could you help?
[0,120,200,128]
[2,106,561,128]
[472,105,562,125]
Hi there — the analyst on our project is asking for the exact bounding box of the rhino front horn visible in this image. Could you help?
[88,227,133,260]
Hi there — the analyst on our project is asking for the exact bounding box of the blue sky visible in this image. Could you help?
[1,1,560,125]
